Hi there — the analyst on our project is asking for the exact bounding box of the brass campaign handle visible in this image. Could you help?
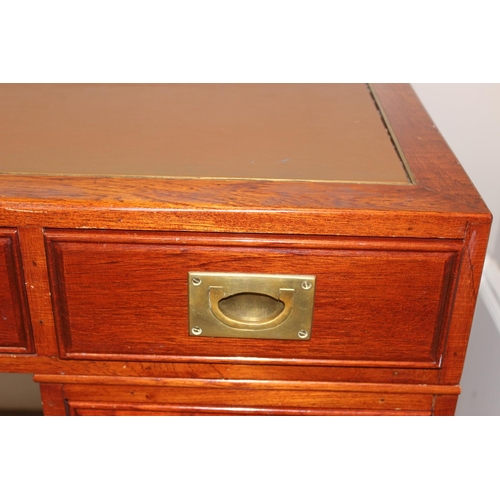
[208,286,295,330]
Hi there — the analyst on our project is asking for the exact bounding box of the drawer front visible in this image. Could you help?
[46,231,461,368]
[0,229,34,353]
[67,402,432,416]
[39,378,437,416]
[37,376,458,415]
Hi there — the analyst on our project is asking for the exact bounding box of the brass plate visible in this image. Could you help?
[188,272,316,340]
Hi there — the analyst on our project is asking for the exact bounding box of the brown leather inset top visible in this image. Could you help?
[0,84,408,183]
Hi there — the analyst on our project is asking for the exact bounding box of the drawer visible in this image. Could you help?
[67,405,432,416]
[0,229,34,353]
[37,376,447,416]
[45,230,461,369]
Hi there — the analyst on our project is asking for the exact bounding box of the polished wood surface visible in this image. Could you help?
[0,229,33,353]
[433,395,459,416]
[38,383,66,416]
[34,374,462,394]
[17,227,59,356]
[0,84,492,415]
[35,375,460,415]
[36,376,446,415]
[439,221,491,385]
[69,405,431,416]
[371,84,486,207]
[46,230,459,367]
[0,356,442,385]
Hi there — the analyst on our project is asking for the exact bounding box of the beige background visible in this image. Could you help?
[1,84,499,415]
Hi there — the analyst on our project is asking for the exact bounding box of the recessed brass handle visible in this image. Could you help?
[209,287,295,330]
[188,272,315,340]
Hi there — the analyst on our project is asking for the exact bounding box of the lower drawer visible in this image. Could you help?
[36,375,459,416]
[67,404,432,416]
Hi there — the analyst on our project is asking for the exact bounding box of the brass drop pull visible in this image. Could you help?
[188,272,315,340]
[209,287,295,330]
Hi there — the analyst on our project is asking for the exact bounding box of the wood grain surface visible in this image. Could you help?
[0,355,442,384]
[39,383,66,416]
[433,395,459,416]
[35,376,459,415]
[371,84,488,209]
[17,227,59,356]
[0,84,492,416]
[68,404,431,416]
[0,85,489,244]
[45,230,460,367]
[36,376,447,415]
[0,229,34,353]
[439,221,491,384]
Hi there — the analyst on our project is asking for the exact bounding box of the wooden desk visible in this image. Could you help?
[0,84,490,415]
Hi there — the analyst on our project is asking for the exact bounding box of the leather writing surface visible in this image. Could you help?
[0,84,408,183]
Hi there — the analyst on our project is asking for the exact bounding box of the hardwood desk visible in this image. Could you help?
[0,84,491,415]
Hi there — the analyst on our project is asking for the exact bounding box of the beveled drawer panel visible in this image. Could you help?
[35,375,461,415]
[67,402,431,416]
[47,377,439,415]
[45,231,461,368]
[0,229,34,353]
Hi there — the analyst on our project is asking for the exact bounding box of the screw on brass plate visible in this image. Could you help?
[192,277,202,286]
[191,326,203,335]
[301,281,313,290]
[298,330,309,339]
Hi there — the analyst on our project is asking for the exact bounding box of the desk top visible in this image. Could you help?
[0,84,489,241]
[0,84,408,184]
